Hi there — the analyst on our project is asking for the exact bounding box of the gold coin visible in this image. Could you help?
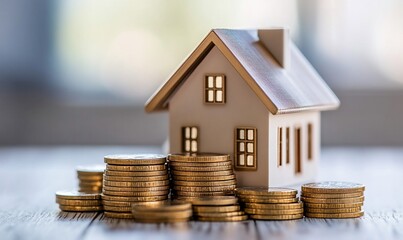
[76,165,105,175]
[79,190,102,194]
[250,213,303,220]
[196,211,245,218]
[173,191,233,197]
[104,175,168,182]
[104,211,134,219]
[101,194,168,202]
[103,205,132,212]
[103,185,170,192]
[79,187,102,193]
[56,198,102,206]
[236,187,297,197]
[305,211,364,219]
[106,164,166,172]
[132,209,193,219]
[169,160,232,167]
[304,202,363,208]
[59,205,103,212]
[172,175,235,182]
[239,197,298,204]
[103,179,170,188]
[198,215,248,222]
[168,153,230,162]
[104,154,166,165]
[56,190,101,200]
[173,185,236,192]
[245,202,303,210]
[173,179,237,187]
[132,201,192,212]
[79,181,103,187]
[244,208,303,215]
[301,182,365,194]
[102,200,167,207]
[305,207,362,214]
[301,191,363,199]
[78,175,103,181]
[301,196,364,204]
[188,196,238,206]
[193,205,240,213]
[105,170,168,177]
[102,190,169,197]
[171,170,234,177]
[135,218,189,223]
[170,165,233,172]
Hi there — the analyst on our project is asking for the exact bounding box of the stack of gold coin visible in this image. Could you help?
[301,181,365,218]
[76,165,105,193]
[132,201,192,223]
[56,190,103,212]
[188,196,248,222]
[168,153,236,198]
[102,154,170,219]
[237,187,303,220]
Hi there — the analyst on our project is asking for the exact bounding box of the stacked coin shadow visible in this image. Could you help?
[102,154,170,219]
[301,182,365,218]
[168,153,237,198]
[77,165,105,193]
[132,201,193,223]
[190,196,248,222]
[237,187,304,220]
[56,190,103,212]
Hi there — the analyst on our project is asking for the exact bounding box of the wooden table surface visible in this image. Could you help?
[0,146,402,240]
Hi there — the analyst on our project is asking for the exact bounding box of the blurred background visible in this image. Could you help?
[0,0,402,146]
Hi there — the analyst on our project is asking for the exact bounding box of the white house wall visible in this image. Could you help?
[169,46,269,187]
[268,111,320,186]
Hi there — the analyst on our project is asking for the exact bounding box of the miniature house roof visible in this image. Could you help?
[145,29,340,114]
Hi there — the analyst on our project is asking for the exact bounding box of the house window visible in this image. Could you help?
[234,127,257,170]
[308,123,313,160]
[277,127,283,166]
[205,74,226,103]
[182,126,198,153]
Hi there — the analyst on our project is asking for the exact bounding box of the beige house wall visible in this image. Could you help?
[268,111,320,186]
[169,46,269,187]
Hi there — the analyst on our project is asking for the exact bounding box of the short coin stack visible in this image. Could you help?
[77,165,105,193]
[190,196,248,222]
[56,190,103,212]
[132,201,192,223]
[168,153,237,198]
[102,154,170,219]
[301,181,365,218]
[237,187,303,220]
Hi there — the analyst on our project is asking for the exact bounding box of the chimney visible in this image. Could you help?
[258,28,290,70]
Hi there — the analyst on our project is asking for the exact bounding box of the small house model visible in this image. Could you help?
[145,29,339,187]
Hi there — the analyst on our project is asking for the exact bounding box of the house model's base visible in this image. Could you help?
[146,29,339,188]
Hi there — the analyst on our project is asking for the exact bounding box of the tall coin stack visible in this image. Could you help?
[168,153,237,198]
[56,190,103,212]
[301,181,365,218]
[77,165,105,193]
[190,196,248,222]
[102,154,170,219]
[237,187,304,220]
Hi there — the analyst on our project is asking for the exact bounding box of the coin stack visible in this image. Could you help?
[168,153,237,198]
[237,187,303,220]
[102,154,170,219]
[190,196,248,222]
[56,190,103,212]
[77,165,105,193]
[301,181,365,218]
[132,201,192,223]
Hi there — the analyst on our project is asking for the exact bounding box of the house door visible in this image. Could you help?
[295,127,302,174]
[182,126,199,153]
